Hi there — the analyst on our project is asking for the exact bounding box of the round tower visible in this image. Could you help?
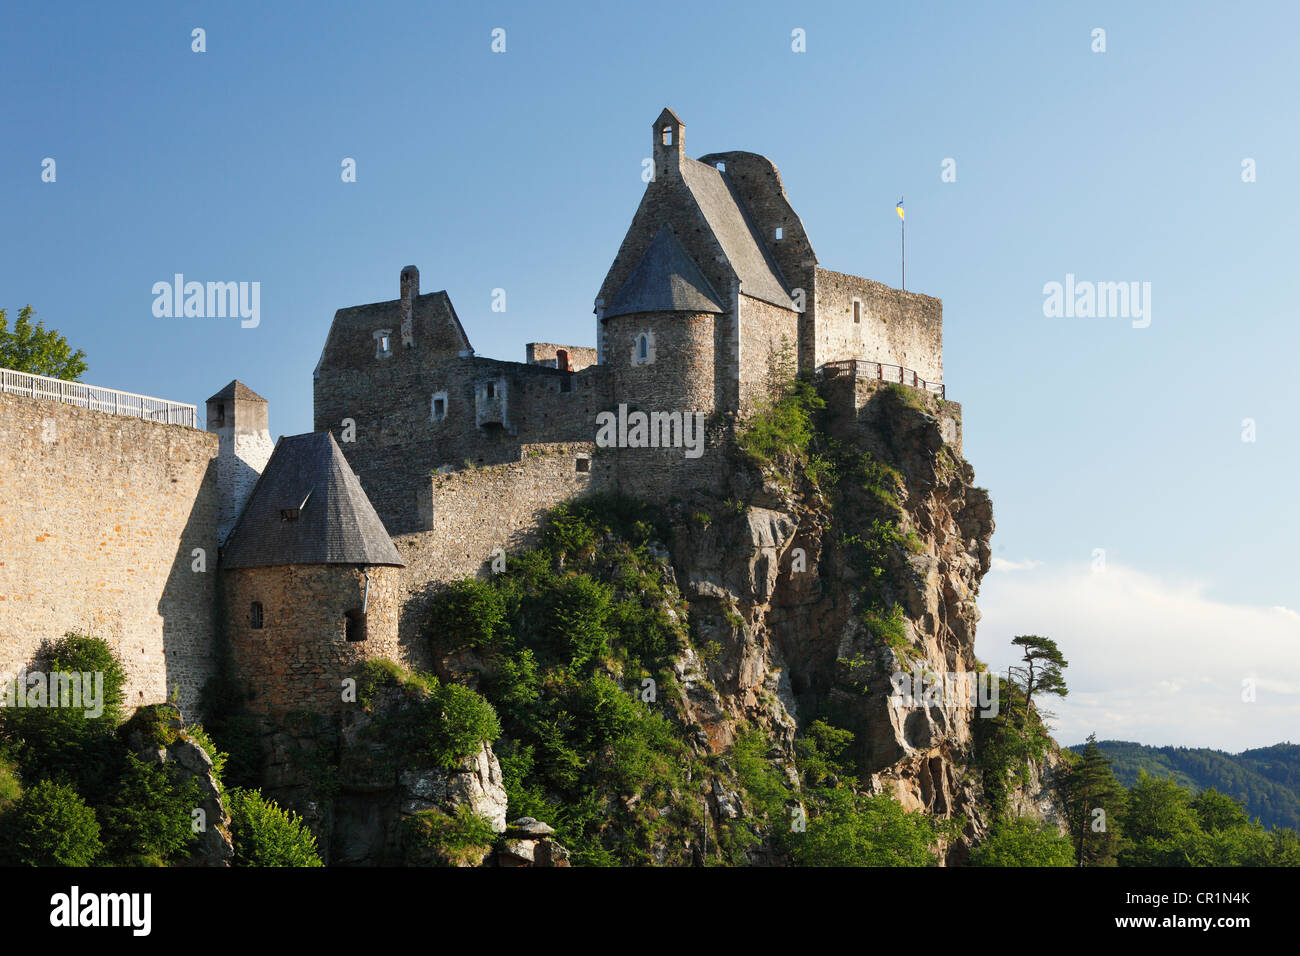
[220,431,406,717]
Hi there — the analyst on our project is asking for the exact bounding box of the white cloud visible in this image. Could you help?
[975,562,1300,752]
[990,557,1044,572]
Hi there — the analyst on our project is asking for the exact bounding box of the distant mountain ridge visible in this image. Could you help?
[1068,740,1300,832]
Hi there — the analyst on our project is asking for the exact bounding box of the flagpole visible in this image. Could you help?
[899,196,905,291]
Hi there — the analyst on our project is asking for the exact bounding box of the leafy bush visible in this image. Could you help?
[228,789,322,866]
[402,805,498,866]
[10,780,102,866]
[2,633,130,807]
[737,379,830,486]
[422,682,502,770]
[427,578,507,649]
[969,817,1075,867]
[104,753,199,864]
[357,660,501,771]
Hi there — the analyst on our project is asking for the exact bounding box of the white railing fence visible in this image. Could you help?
[0,367,197,427]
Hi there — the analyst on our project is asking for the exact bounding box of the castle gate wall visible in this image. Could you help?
[0,392,219,714]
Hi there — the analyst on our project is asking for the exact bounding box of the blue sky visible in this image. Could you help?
[3,1,1296,749]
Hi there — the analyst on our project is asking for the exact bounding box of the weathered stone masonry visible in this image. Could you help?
[0,391,219,713]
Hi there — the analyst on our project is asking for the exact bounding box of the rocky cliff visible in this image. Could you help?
[665,382,1007,860]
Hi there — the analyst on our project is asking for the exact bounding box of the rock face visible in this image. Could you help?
[665,383,1010,860]
[497,818,571,867]
[257,680,511,866]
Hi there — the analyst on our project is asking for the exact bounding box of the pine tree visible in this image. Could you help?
[1060,733,1126,866]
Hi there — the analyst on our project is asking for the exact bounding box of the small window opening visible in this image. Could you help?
[280,508,299,521]
[214,403,225,426]
[485,382,496,399]
[716,161,725,172]
[661,126,673,146]
[559,376,572,393]
[345,609,367,642]
[576,457,591,473]
[637,334,649,362]
[250,602,263,629]
[432,396,446,419]
[853,300,861,324]
[774,226,784,240]
[556,348,569,371]
[380,334,390,352]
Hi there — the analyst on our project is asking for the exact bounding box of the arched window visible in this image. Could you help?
[637,334,649,363]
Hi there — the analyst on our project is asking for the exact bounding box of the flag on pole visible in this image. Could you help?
[896,198,904,220]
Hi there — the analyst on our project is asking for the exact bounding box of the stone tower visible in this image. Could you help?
[219,431,405,716]
[206,380,274,544]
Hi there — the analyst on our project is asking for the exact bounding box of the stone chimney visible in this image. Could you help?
[653,108,684,181]
[400,265,419,347]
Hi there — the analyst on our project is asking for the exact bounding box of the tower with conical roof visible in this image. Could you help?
[220,431,406,716]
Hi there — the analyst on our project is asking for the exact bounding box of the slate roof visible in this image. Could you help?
[221,431,405,569]
[604,225,726,319]
[206,380,267,404]
[679,158,798,311]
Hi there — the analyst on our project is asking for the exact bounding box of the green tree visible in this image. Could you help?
[1059,734,1126,866]
[104,754,200,864]
[1,632,129,806]
[969,816,1076,867]
[0,306,87,380]
[10,780,102,866]
[1192,788,1251,832]
[793,789,947,866]
[1008,635,1068,727]
[1120,771,1207,866]
[228,789,322,866]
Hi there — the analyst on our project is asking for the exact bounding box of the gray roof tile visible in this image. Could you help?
[604,225,726,319]
[222,431,404,569]
[680,158,798,311]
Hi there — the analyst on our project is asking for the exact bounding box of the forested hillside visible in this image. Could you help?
[1069,741,1300,831]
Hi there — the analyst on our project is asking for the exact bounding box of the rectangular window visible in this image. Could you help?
[853,300,861,324]
[432,395,447,419]
[280,508,299,521]
[250,602,263,629]
[774,226,784,240]
[485,382,496,399]
[559,377,572,394]
[576,457,591,473]
[345,610,367,642]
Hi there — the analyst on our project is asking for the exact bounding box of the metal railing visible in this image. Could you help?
[0,367,198,427]
[817,360,945,399]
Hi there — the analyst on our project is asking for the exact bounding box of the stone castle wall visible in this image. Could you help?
[393,441,613,667]
[0,392,219,714]
[222,564,403,716]
[737,294,800,416]
[814,268,943,385]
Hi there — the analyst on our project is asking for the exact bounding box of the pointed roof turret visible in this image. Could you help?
[221,431,404,569]
[603,225,726,319]
[206,380,267,404]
